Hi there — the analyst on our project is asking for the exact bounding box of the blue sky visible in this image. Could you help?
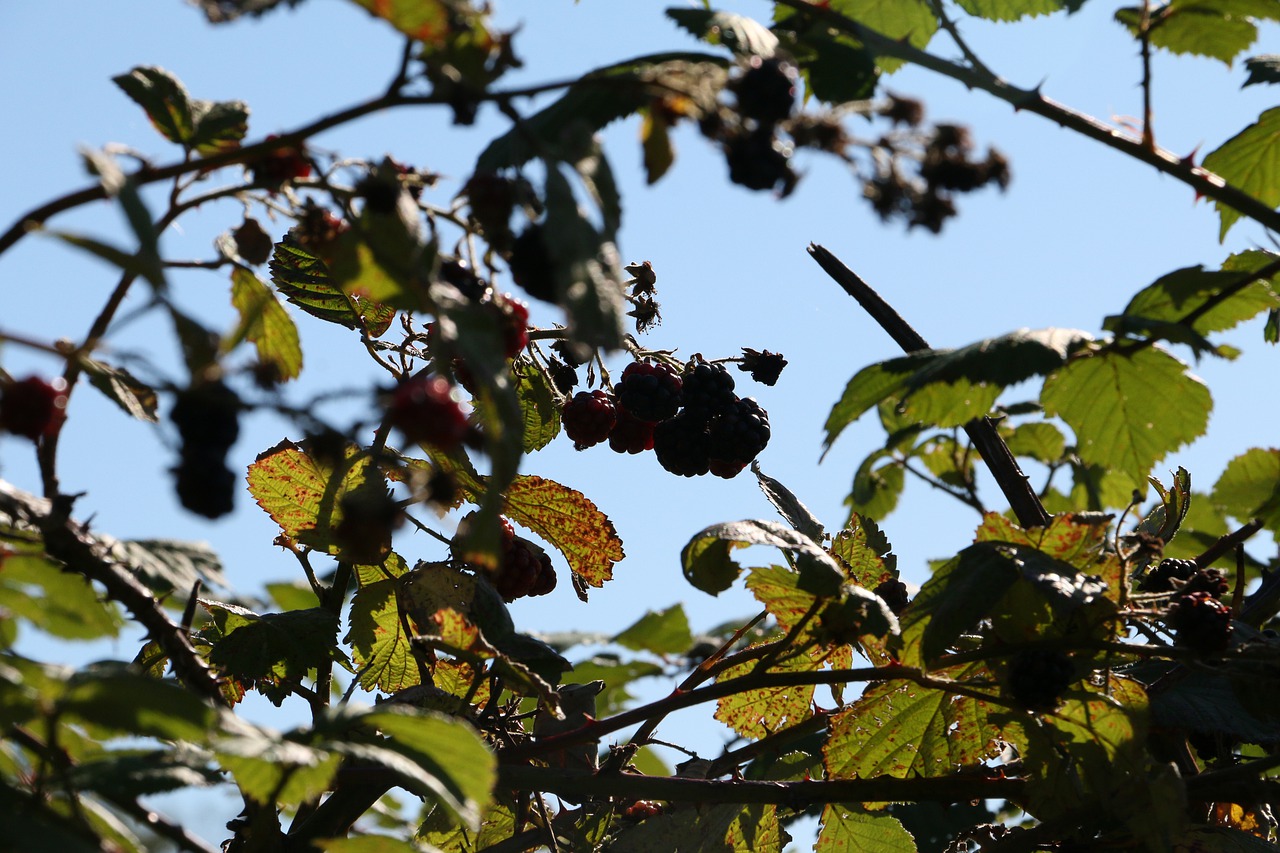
[2,0,1277,845]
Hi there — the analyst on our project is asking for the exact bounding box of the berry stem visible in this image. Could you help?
[808,243,1050,529]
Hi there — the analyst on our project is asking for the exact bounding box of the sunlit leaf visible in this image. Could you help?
[816,803,916,852]
[666,9,780,57]
[113,66,195,145]
[215,729,341,808]
[1211,447,1280,531]
[59,665,220,743]
[268,239,395,337]
[228,266,303,382]
[1203,106,1280,239]
[346,577,421,695]
[956,0,1073,20]
[79,357,159,422]
[612,604,692,655]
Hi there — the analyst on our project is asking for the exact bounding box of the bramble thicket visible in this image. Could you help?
[3,1,1280,851]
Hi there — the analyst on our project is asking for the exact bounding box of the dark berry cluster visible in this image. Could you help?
[171,379,241,518]
[486,518,557,602]
[1006,649,1075,712]
[384,374,470,450]
[1139,557,1198,592]
[1169,591,1233,654]
[873,578,910,616]
[0,376,67,441]
[616,361,683,423]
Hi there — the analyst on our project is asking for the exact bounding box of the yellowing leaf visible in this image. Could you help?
[229,266,302,382]
[974,511,1110,568]
[714,640,821,739]
[502,474,624,590]
[347,0,451,45]
[246,439,382,559]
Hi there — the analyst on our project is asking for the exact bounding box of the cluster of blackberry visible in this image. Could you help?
[472,517,557,603]
[171,379,241,519]
[0,375,67,441]
[560,359,771,479]
[719,57,800,195]
[1142,558,1234,654]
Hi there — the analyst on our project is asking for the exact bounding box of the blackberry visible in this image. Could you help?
[508,224,556,303]
[463,172,516,250]
[874,578,910,616]
[1006,649,1075,712]
[293,202,348,254]
[1140,558,1198,592]
[486,519,557,602]
[230,217,273,266]
[653,411,712,477]
[561,390,617,450]
[0,376,67,440]
[385,375,469,449]
[492,293,530,359]
[439,259,488,302]
[738,348,787,386]
[1169,591,1233,654]
[680,360,736,418]
[608,407,656,455]
[616,361,682,423]
[172,380,241,452]
[1183,568,1231,600]
[173,449,235,519]
[707,397,770,469]
[252,135,311,186]
[732,57,798,125]
[725,129,796,195]
[547,358,579,396]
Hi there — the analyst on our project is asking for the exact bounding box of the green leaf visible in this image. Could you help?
[1040,346,1212,486]
[477,53,728,173]
[107,538,229,597]
[358,706,495,829]
[816,803,916,852]
[77,356,159,422]
[824,328,1089,453]
[956,0,1071,20]
[41,228,166,291]
[1104,261,1280,340]
[753,464,825,542]
[828,0,939,72]
[1203,106,1280,240]
[775,14,880,104]
[666,9,780,56]
[514,361,561,452]
[346,0,452,43]
[830,513,896,584]
[1116,0,1280,66]
[1135,467,1193,541]
[268,239,395,337]
[206,605,338,691]
[68,747,222,799]
[214,728,341,808]
[59,665,220,743]
[113,66,195,145]
[681,519,844,596]
[346,577,421,695]
[1211,447,1280,531]
[612,605,693,655]
[825,660,1001,779]
[314,837,428,853]
[228,266,303,382]
[1002,422,1067,463]
[1244,53,1280,85]
[900,544,1021,666]
[609,803,785,853]
[844,452,906,521]
[0,536,123,640]
[189,98,250,156]
[567,657,664,717]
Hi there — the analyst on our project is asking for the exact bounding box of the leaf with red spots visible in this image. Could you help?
[975,511,1111,570]
[714,640,822,739]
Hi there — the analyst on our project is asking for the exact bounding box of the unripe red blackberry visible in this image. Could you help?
[1183,568,1231,600]
[608,407,656,454]
[616,361,682,423]
[1006,649,1075,712]
[252,135,311,186]
[293,202,348,256]
[622,800,664,820]
[0,376,68,440]
[385,375,469,449]
[707,397,770,468]
[731,57,798,125]
[653,411,712,477]
[561,390,617,450]
[873,578,910,616]
[1140,558,1198,592]
[508,224,556,303]
[1169,591,1233,654]
[493,294,530,359]
[680,360,736,418]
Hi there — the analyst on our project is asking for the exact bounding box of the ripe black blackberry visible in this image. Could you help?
[1169,591,1233,654]
[874,578,910,616]
[725,129,796,194]
[731,57,798,125]
[561,390,617,450]
[738,348,787,386]
[608,408,655,454]
[616,361,682,423]
[680,360,736,418]
[1006,649,1075,712]
[653,411,712,477]
[172,380,241,453]
[707,397,770,473]
[173,450,235,519]
[1140,558,1198,592]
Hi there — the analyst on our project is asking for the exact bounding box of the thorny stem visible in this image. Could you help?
[808,243,1050,528]
[1140,0,1155,151]
[774,0,1280,235]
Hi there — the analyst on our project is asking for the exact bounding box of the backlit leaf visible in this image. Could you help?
[682,519,844,596]
[229,266,303,382]
[1203,106,1280,239]
[1211,447,1280,531]
[829,0,939,72]
[754,464,826,542]
[610,802,784,853]
[206,605,337,691]
[1116,0,1280,66]
[900,544,1020,666]
[59,665,220,743]
[347,577,420,694]
[514,362,561,452]
[189,98,249,155]
[1041,346,1211,486]
[113,66,195,145]
[79,357,159,422]
[715,641,821,739]
[1002,421,1067,463]
[0,536,122,640]
[816,803,916,852]
[956,0,1071,20]
[830,514,896,585]
[1104,261,1280,339]
[215,729,341,808]
[269,239,395,337]
[612,604,692,655]
[502,474,624,590]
